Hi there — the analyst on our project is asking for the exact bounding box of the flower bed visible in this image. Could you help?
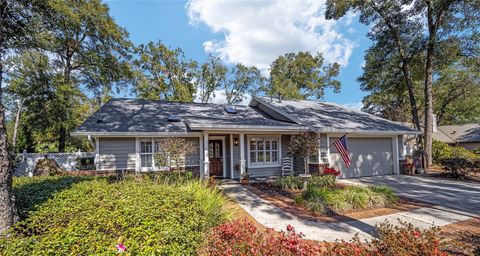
[268,174,398,216]
[1,174,227,255]
[201,218,448,256]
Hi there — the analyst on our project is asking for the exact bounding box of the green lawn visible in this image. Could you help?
[0,174,227,255]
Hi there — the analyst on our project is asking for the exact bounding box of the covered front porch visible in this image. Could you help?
[200,132,295,179]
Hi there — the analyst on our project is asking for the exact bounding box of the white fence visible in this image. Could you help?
[14,151,95,177]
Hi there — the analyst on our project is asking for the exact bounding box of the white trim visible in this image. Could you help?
[392,136,400,174]
[239,133,245,176]
[246,135,282,169]
[209,135,226,177]
[326,134,331,165]
[95,137,100,170]
[135,137,140,172]
[230,133,234,178]
[199,135,204,177]
[203,131,209,178]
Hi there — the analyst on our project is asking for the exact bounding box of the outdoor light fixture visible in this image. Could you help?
[234,138,239,146]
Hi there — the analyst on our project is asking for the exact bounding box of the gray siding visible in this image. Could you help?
[98,137,136,170]
[459,142,480,151]
[184,137,201,166]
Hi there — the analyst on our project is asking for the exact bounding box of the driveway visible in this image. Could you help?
[344,175,480,214]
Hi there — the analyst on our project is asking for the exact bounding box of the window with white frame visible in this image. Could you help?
[140,140,153,168]
[249,136,280,167]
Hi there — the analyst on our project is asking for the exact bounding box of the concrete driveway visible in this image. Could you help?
[344,175,480,214]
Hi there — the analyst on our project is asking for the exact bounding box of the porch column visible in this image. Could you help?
[239,133,246,176]
[203,131,209,179]
[199,135,204,177]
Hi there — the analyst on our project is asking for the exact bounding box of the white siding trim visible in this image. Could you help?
[392,136,400,174]
[230,133,234,178]
[326,135,331,165]
[239,133,245,176]
[135,137,140,172]
[199,135,204,177]
[95,137,100,170]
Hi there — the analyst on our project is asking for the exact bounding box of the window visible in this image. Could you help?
[140,140,153,168]
[248,136,280,167]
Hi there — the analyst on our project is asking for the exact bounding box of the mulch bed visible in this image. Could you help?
[247,183,433,223]
[439,217,480,256]
[424,165,480,183]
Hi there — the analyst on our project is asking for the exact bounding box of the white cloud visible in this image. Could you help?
[187,0,355,72]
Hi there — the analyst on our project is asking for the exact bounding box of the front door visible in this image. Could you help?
[209,140,223,177]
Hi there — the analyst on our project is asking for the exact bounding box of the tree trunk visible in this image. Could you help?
[401,61,422,134]
[0,57,16,236]
[424,1,436,167]
[12,99,23,149]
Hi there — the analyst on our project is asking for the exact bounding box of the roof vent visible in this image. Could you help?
[224,106,237,114]
[167,115,181,122]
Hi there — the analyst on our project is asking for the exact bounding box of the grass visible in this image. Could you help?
[301,184,398,215]
[1,174,228,255]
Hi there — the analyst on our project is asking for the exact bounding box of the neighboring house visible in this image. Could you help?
[71,96,420,179]
[433,124,480,151]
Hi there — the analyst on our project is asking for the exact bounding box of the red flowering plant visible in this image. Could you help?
[200,218,321,255]
[322,168,341,177]
[201,219,448,256]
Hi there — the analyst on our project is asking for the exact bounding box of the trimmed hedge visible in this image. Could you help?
[1,175,227,255]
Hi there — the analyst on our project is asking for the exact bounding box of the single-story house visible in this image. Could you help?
[71,96,420,179]
[433,123,480,151]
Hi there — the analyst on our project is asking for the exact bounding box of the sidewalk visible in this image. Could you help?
[221,184,476,242]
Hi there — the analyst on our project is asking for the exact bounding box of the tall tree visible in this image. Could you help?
[326,0,480,165]
[0,0,43,235]
[197,55,227,103]
[134,41,198,102]
[326,0,424,132]
[264,52,340,100]
[225,64,265,105]
[40,0,132,152]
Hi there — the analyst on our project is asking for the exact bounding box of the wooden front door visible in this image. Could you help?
[209,140,223,177]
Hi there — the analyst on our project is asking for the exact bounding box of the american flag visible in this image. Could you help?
[333,135,351,168]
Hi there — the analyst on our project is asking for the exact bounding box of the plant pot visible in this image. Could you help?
[240,178,249,185]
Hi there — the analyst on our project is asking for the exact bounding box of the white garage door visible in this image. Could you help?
[330,137,394,178]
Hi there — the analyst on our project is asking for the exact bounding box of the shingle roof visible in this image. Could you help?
[435,124,480,143]
[73,98,304,135]
[253,96,420,134]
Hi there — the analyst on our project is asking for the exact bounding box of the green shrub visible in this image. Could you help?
[307,175,336,189]
[433,140,479,163]
[272,176,303,190]
[1,176,226,255]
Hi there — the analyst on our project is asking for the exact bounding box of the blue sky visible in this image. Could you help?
[106,0,372,109]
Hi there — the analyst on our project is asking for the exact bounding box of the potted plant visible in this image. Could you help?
[240,172,250,185]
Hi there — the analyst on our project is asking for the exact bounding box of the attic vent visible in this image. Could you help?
[167,115,181,122]
[224,106,237,114]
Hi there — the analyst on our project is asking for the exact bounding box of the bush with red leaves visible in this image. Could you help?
[201,218,449,256]
[322,168,341,177]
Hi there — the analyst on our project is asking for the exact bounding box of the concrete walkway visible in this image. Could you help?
[221,184,477,242]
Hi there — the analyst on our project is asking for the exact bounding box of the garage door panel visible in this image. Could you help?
[330,138,393,178]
